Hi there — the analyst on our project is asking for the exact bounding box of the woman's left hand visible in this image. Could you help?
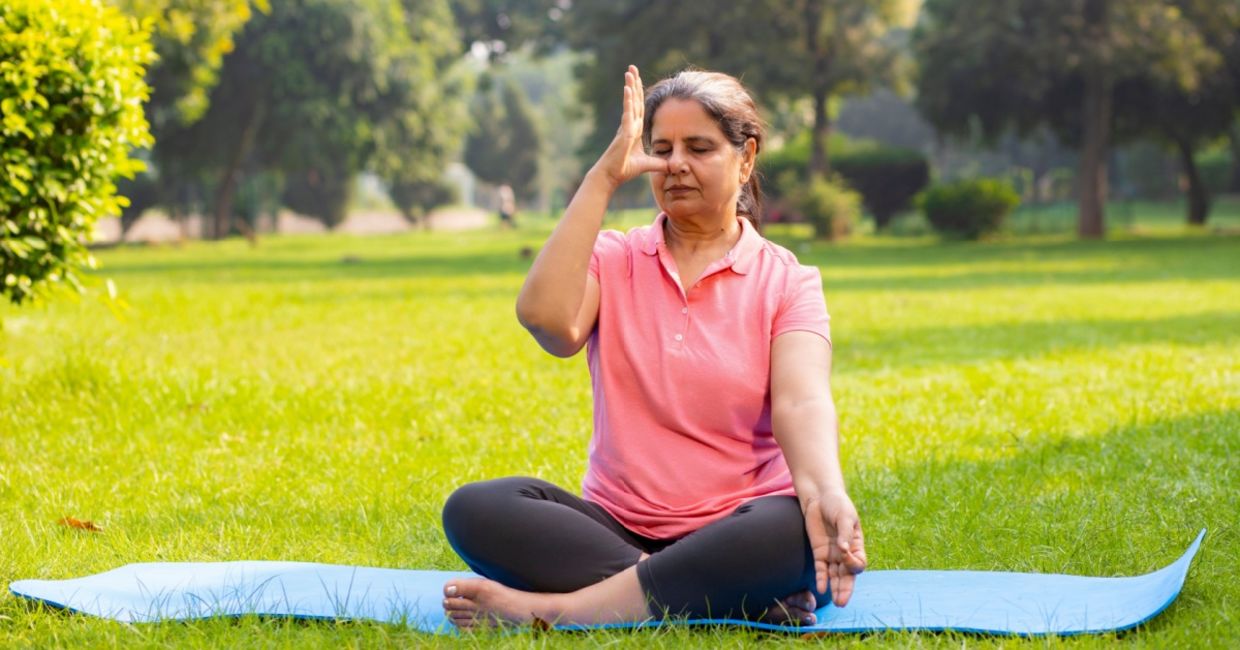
[803,491,867,607]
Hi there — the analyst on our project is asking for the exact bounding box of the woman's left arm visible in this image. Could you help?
[770,330,867,607]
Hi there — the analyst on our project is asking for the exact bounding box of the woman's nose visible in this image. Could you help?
[667,148,689,175]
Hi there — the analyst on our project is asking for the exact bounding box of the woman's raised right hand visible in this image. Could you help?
[592,65,668,190]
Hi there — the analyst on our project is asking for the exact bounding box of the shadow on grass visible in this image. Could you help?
[808,236,1240,292]
[837,310,1240,371]
[790,232,1240,270]
[850,409,1239,638]
[857,408,1238,578]
[823,264,1240,292]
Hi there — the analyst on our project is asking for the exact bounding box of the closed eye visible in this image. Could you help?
[652,147,712,156]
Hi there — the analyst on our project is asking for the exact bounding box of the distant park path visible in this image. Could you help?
[96,207,493,244]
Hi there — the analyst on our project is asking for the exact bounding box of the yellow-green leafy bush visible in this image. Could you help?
[791,175,862,241]
[0,0,153,304]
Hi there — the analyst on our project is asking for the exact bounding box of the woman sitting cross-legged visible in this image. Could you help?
[440,65,867,629]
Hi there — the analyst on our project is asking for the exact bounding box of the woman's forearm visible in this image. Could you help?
[772,396,848,502]
[515,168,616,336]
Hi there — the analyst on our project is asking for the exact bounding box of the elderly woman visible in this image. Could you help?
[440,66,866,629]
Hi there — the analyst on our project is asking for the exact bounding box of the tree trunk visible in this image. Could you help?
[810,88,831,180]
[1176,137,1210,225]
[1076,0,1113,239]
[211,98,266,240]
[804,0,831,181]
[1077,73,1109,238]
[1228,123,1240,193]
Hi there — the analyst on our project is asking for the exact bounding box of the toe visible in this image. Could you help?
[799,592,818,612]
[443,596,476,612]
[764,603,814,625]
[448,578,488,599]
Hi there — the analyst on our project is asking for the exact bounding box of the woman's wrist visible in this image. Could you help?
[584,164,624,194]
[796,479,849,504]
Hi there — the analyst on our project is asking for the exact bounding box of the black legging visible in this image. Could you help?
[441,476,822,620]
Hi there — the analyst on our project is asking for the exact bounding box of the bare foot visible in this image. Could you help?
[761,589,818,626]
[442,577,557,630]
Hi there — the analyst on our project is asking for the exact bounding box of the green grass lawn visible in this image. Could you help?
[874,195,1240,238]
[1,210,1237,648]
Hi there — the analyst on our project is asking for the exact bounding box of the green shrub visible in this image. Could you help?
[762,131,929,228]
[0,0,154,304]
[1196,149,1231,196]
[388,176,458,224]
[918,178,1020,239]
[833,147,930,228]
[762,130,872,204]
[281,169,352,227]
[791,175,861,240]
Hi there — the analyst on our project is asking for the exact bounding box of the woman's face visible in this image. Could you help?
[647,98,755,221]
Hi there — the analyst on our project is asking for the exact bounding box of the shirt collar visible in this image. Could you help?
[639,212,763,275]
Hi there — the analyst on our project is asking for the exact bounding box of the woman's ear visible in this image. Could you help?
[740,137,757,183]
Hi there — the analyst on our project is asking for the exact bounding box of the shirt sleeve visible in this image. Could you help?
[588,229,628,281]
[772,264,832,346]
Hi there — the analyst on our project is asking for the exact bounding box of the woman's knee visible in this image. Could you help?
[441,476,546,545]
[733,496,808,543]
[727,496,815,581]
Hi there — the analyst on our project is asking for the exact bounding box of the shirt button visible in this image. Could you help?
[674,333,683,341]
[681,307,688,314]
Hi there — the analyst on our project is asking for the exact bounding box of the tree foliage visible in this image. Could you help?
[376,0,470,224]
[1,0,154,304]
[1112,0,1240,224]
[115,0,266,126]
[463,76,542,202]
[153,0,465,234]
[913,0,1222,236]
[451,0,565,59]
[566,0,902,195]
[749,0,904,178]
[113,0,265,231]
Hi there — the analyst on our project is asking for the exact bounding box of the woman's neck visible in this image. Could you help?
[663,211,741,257]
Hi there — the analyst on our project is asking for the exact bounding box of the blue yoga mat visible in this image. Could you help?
[9,529,1204,636]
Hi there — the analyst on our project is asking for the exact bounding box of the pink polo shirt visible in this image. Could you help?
[582,212,831,539]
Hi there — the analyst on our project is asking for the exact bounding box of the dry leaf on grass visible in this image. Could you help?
[57,517,102,532]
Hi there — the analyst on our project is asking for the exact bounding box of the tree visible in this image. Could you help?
[565,1,902,190]
[451,0,564,60]
[161,0,464,236]
[566,2,760,163]
[115,1,265,125]
[914,0,1219,237]
[376,0,470,225]
[1114,0,1240,224]
[751,0,904,180]
[113,0,265,232]
[500,48,593,213]
[1,0,153,304]
[463,76,543,203]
